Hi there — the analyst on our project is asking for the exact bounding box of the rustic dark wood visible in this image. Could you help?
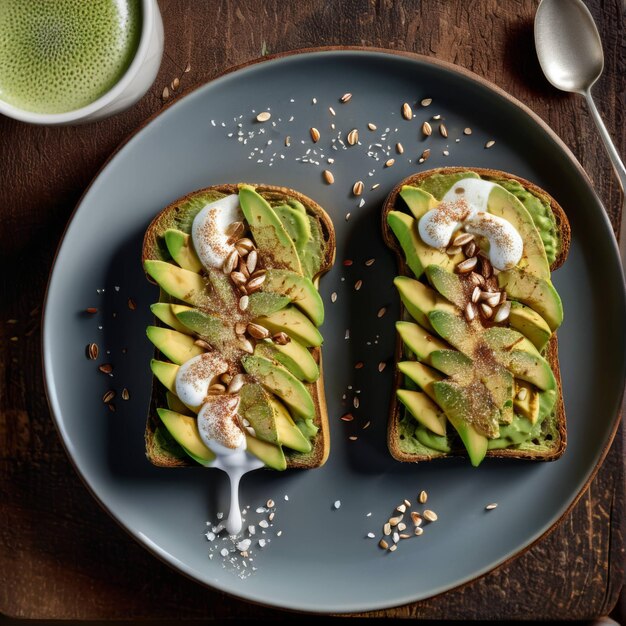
[1,0,624,620]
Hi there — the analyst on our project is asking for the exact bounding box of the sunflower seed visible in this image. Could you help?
[246,273,266,292]
[485,139,496,148]
[367,122,377,131]
[162,86,169,100]
[247,323,269,339]
[353,396,360,408]
[392,532,400,544]
[99,363,113,374]
[87,343,99,360]
[272,332,290,345]
[228,374,245,394]
[340,413,354,422]
[456,257,478,273]
[238,337,254,353]
[238,258,250,278]
[396,142,404,154]
[485,503,498,510]
[439,123,448,138]
[389,515,403,526]
[480,303,493,319]
[423,509,438,522]
[402,102,413,120]
[194,338,212,350]
[378,361,386,372]
[310,127,320,142]
[220,373,233,385]
[471,286,481,304]
[230,271,247,286]
[238,295,249,312]
[465,302,476,322]
[354,279,363,290]
[516,386,528,401]
[107,403,116,412]
[420,148,431,161]
[414,526,424,536]
[223,249,239,274]
[256,111,271,122]
[389,544,398,552]
[352,180,364,196]
[379,539,389,549]
[397,504,407,513]
[226,221,245,242]
[347,129,359,145]
[365,258,376,266]
[340,92,352,103]
[397,522,407,532]
[323,170,334,184]
[128,298,137,310]
[452,232,474,247]
[485,293,501,308]
[464,241,477,257]
[432,114,441,120]
[235,322,247,335]
[481,257,493,279]
[419,490,428,504]
[446,245,462,255]
[470,272,486,287]
[121,388,130,401]
[385,158,395,167]
[355,361,364,369]
[284,136,291,147]
[331,292,337,303]
[235,237,255,253]
[411,511,422,526]
[422,121,432,136]
[103,390,116,403]
[421,98,432,106]
[86,307,98,314]
[348,435,358,441]
[208,383,226,394]
[246,249,258,274]
[463,127,472,135]
[377,307,387,318]
[383,522,391,535]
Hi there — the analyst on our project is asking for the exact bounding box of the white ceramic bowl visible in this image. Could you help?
[0,0,164,125]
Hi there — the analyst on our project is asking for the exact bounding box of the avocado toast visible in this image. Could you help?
[383,167,570,466]
[143,183,335,471]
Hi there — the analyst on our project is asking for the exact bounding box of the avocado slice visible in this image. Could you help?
[254,306,323,347]
[482,326,541,358]
[239,383,279,444]
[487,414,535,449]
[247,292,291,318]
[164,228,203,273]
[245,434,287,470]
[273,204,312,256]
[432,381,489,466]
[171,304,234,350]
[399,185,439,220]
[262,269,325,326]
[241,355,315,420]
[387,211,462,279]
[429,349,473,379]
[166,390,192,416]
[394,275,456,330]
[396,321,451,363]
[427,310,475,354]
[254,338,319,382]
[206,268,238,311]
[150,303,189,334]
[425,265,466,309]
[414,423,451,453]
[238,185,303,275]
[150,359,178,394]
[144,260,209,308]
[397,389,446,436]
[146,326,204,365]
[509,301,552,352]
[270,396,312,453]
[398,361,443,401]
[497,268,563,331]
[501,350,556,391]
[157,408,216,465]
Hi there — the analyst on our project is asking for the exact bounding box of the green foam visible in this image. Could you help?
[0,0,141,114]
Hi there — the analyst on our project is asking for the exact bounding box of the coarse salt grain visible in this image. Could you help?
[334,500,341,510]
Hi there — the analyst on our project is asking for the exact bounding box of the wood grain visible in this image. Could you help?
[0,0,624,619]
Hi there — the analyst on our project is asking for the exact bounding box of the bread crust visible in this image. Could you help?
[382,167,569,463]
[143,183,335,469]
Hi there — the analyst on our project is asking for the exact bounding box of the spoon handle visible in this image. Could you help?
[584,90,626,265]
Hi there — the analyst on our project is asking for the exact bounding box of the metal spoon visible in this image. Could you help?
[534,0,626,265]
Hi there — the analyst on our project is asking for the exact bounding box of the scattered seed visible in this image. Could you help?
[397,504,406,513]
[238,295,249,312]
[367,532,376,539]
[378,361,386,372]
[284,136,291,147]
[418,490,428,504]
[399,533,411,540]
[453,232,474,247]
[465,302,476,322]
[323,170,335,184]
[256,111,271,122]
[464,241,477,257]
[353,396,360,409]
[485,139,496,149]
[389,544,398,552]
[246,274,266,292]
[432,114,441,120]
[340,413,354,422]
[421,148,431,161]
[421,98,432,106]
[411,511,422,526]
[107,403,116,412]
[377,307,387,319]
[348,435,358,441]
[385,158,395,167]
[235,237,254,253]
[102,390,115,403]
[379,539,389,549]
[223,249,239,274]
[328,106,336,116]
[389,515,403,527]
[334,500,341,510]
[517,387,528,401]
[470,272,486,287]
[363,421,371,429]
[354,362,364,370]
[343,259,353,267]
[162,86,169,100]
[414,526,424,536]
[464,127,472,135]
[480,303,493,319]
[247,323,269,339]
[235,322,247,335]
[347,129,359,145]
[272,332,291,345]
[121,388,130,401]
[365,258,376,267]
[367,122,377,131]
[396,142,404,154]
[86,307,98,314]
[99,363,113,374]
[456,257,478,273]
[485,503,498,511]
[310,127,320,142]
[340,92,352,103]
[401,102,413,120]
[331,292,337,303]
[171,77,180,91]
[208,383,226,394]
[238,337,254,354]
[439,123,448,138]
[352,180,364,196]
[423,509,438,522]
[422,121,432,136]
[184,62,191,73]
[446,245,462,256]
[354,279,363,291]
[87,343,99,360]
[127,298,136,311]
[471,286,481,304]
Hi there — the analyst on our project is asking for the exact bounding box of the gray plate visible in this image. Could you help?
[43,50,626,613]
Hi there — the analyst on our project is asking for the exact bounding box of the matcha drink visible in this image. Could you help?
[0,0,141,114]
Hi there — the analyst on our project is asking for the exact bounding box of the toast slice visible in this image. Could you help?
[382,167,570,465]
[143,183,335,469]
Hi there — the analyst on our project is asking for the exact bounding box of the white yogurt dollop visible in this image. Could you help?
[418,178,523,270]
[191,194,242,269]
[175,352,229,409]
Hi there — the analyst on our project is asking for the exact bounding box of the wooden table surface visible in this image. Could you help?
[1,0,624,620]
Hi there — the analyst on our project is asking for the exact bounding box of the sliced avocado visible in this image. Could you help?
[416,171,480,198]
[487,414,535,449]
[166,390,192,416]
[497,268,563,331]
[296,418,318,439]
[157,408,215,465]
[487,184,550,280]
[514,380,540,424]
[396,321,451,364]
[300,213,327,280]
[429,349,473,379]
[254,338,319,383]
[501,350,556,391]
[387,211,462,279]
[206,268,238,311]
[263,269,324,326]
[238,185,303,274]
[414,424,451,453]
[241,355,315,420]
[239,383,279,444]
[399,185,438,220]
[425,265,466,309]
[146,327,204,365]
[150,359,178,394]
[164,228,203,272]
[482,326,541,358]
[427,310,475,353]
[150,302,189,334]
[245,434,287,470]
[286,198,306,213]
[509,301,552,352]
[247,292,291,318]
[144,260,209,308]
[270,397,312,453]
[432,381,489,467]
[273,204,312,256]
[172,305,234,350]
[397,361,443,401]
[397,389,446,436]
[394,275,456,330]
[254,306,323,347]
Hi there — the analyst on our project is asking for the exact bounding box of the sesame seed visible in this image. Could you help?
[419,490,428,504]
[485,140,496,148]
[334,500,341,509]
[485,503,498,510]
[256,111,271,122]
[421,98,432,106]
